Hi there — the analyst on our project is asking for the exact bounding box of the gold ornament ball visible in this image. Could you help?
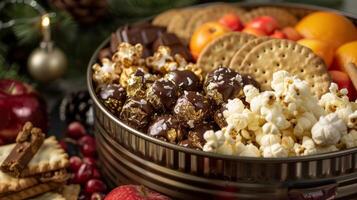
[28,46,67,82]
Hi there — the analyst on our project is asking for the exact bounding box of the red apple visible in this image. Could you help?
[282,27,302,41]
[219,13,243,31]
[270,30,286,39]
[245,16,279,35]
[329,70,357,100]
[242,27,266,37]
[0,79,47,143]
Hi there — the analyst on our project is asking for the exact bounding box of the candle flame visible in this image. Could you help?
[41,14,50,27]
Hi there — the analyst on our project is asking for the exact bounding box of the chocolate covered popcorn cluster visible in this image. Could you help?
[92,42,257,149]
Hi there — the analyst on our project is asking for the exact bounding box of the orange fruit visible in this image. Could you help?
[190,22,230,60]
[297,39,334,67]
[295,12,357,49]
[334,41,357,72]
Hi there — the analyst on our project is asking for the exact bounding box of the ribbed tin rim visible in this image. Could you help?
[87,2,357,163]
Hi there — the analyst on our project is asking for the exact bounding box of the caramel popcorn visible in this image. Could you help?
[120,66,148,88]
[146,46,178,73]
[112,43,143,68]
[92,58,120,85]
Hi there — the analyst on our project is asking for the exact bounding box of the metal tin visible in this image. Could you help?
[87,3,357,199]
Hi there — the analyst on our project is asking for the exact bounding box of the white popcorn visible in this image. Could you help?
[293,112,317,138]
[260,103,290,130]
[240,143,261,157]
[223,98,245,118]
[316,145,338,154]
[245,110,262,131]
[319,83,350,114]
[341,130,357,148]
[243,85,260,103]
[271,70,290,94]
[294,136,317,156]
[250,91,275,113]
[202,130,225,153]
[262,143,288,158]
[262,122,280,135]
[335,106,353,124]
[203,129,244,156]
[347,111,357,129]
[260,133,281,147]
[281,135,295,152]
[225,113,248,132]
[311,113,347,146]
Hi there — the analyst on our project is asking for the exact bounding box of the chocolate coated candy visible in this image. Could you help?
[242,74,260,90]
[173,91,211,127]
[146,78,179,111]
[110,22,166,58]
[127,69,157,99]
[120,98,153,131]
[148,115,186,143]
[204,67,243,105]
[214,107,227,129]
[153,33,192,61]
[187,122,214,149]
[97,84,126,115]
[165,70,201,92]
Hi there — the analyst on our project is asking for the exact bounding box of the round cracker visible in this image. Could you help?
[185,4,246,38]
[197,32,255,73]
[167,8,197,43]
[230,37,271,69]
[237,39,330,97]
[242,7,298,27]
[152,9,180,27]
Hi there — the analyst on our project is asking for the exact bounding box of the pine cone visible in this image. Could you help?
[49,0,108,24]
[59,90,93,127]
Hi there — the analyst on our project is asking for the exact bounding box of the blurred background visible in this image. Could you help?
[0,0,356,135]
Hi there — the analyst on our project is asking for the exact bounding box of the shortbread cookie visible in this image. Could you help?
[152,9,180,27]
[61,184,81,200]
[229,37,271,69]
[197,32,255,73]
[1,122,45,177]
[167,8,197,42]
[237,39,330,97]
[242,7,298,27]
[0,182,63,200]
[0,137,69,178]
[29,192,65,200]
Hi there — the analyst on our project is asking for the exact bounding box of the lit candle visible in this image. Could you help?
[41,14,51,42]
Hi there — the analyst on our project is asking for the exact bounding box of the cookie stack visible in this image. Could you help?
[0,122,80,200]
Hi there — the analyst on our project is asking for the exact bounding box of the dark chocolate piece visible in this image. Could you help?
[153,33,192,61]
[97,83,127,116]
[187,122,214,149]
[119,98,153,131]
[165,70,201,92]
[0,122,45,177]
[173,91,211,127]
[204,67,243,105]
[127,69,158,99]
[110,23,166,58]
[146,78,179,112]
[147,115,186,143]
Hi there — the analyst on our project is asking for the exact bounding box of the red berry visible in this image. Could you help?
[83,157,96,166]
[245,16,279,35]
[74,163,94,184]
[219,13,243,31]
[69,156,83,172]
[67,121,86,139]
[105,185,170,200]
[85,179,107,194]
[92,168,101,179]
[91,193,105,200]
[79,135,96,146]
[81,144,97,157]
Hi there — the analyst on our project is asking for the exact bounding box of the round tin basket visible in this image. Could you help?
[87,2,357,199]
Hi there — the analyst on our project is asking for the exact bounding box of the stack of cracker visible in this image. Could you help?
[0,122,80,200]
